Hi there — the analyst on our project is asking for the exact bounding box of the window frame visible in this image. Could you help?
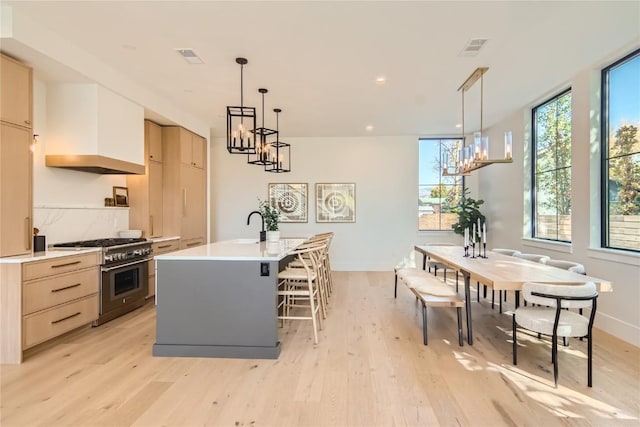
[531,88,573,243]
[418,137,464,232]
[600,48,640,253]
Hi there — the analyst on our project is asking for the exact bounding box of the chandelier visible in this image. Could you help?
[226,57,256,154]
[265,108,291,173]
[247,88,278,166]
[443,67,513,176]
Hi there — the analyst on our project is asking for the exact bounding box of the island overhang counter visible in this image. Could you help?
[152,238,305,359]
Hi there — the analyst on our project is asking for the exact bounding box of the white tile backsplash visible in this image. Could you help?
[34,206,130,244]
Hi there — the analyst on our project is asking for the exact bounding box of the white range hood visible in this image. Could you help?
[44,83,144,175]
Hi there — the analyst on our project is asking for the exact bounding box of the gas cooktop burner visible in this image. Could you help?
[53,238,147,248]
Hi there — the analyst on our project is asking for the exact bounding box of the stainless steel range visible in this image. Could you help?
[53,238,152,325]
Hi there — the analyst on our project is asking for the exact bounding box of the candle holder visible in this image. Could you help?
[480,242,488,258]
[471,241,477,258]
[463,245,469,257]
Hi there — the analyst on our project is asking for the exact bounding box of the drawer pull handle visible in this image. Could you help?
[157,244,172,249]
[51,260,82,269]
[51,283,82,293]
[51,312,81,324]
[186,242,200,247]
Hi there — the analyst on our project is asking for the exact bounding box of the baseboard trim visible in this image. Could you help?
[595,311,640,347]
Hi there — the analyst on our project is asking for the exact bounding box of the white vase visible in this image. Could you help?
[267,230,280,242]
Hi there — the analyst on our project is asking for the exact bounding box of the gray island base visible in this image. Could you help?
[152,239,304,359]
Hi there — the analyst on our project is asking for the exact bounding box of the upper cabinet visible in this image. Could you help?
[148,120,163,162]
[0,54,33,129]
[180,129,205,169]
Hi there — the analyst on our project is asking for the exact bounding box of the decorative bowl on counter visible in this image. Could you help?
[118,230,142,238]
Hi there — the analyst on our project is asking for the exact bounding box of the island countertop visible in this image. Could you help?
[155,238,306,261]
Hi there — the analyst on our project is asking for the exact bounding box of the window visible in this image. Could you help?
[418,138,463,231]
[532,89,572,242]
[602,49,640,252]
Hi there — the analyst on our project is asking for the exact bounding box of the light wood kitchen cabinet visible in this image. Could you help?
[128,120,163,238]
[163,126,207,245]
[180,128,206,169]
[148,120,163,162]
[0,251,100,364]
[0,54,33,129]
[147,239,180,298]
[0,123,33,257]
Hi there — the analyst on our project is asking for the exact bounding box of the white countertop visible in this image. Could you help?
[155,238,306,261]
[0,247,101,264]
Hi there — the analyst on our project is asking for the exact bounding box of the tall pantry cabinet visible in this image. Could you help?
[0,54,33,257]
[162,126,207,249]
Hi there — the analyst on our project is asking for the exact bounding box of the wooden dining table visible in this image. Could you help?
[414,245,613,345]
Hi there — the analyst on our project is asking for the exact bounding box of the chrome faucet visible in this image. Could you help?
[247,210,266,242]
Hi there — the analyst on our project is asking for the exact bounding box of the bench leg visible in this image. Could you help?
[483,285,487,298]
[491,289,495,309]
[394,274,398,298]
[422,302,428,345]
[457,307,463,347]
[477,281,480,302]
[499,291,503,313]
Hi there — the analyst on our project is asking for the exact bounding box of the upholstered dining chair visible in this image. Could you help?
[512,282,598,387]
[543,259,586,275]
[492,248,522,257]
[513,253,551,264]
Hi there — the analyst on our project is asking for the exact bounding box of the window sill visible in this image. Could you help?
[587,247,640,266]
[521,238,572,254]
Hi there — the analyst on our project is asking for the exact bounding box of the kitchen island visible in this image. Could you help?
[152,238,305,359]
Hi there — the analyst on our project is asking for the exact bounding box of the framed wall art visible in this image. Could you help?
[268,183,308,223]
[112,186,129,207]
[315,183,356,223]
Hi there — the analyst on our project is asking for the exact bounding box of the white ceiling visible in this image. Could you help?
[3,1,639,138]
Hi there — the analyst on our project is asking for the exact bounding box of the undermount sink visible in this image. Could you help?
[230,238,259,244]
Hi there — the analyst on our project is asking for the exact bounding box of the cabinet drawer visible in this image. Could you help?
[23,268,99,315]
[152,240,180,254]
[180,238,204,250]
[23,252,99,281]
[23,294,98,349]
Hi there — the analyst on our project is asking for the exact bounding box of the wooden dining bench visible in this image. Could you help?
[395,269,465,346]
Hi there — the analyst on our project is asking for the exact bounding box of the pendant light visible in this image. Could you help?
[248,88,278,166]
[226,57,257,154]
[442,67,512,176]
[265,108,291,173]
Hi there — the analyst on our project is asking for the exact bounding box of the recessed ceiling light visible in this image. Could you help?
[365,125,374,132]
[375,77,386,85]
[455,123,462,128]
[175,48,204,64]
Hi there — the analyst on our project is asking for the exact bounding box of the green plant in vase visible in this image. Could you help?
[259,199,280,242]
[451,188,485,242]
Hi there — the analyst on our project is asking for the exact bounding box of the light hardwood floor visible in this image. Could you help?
[1,271,639,426]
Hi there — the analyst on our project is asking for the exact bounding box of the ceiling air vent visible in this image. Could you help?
[175,48,204,64]
[459,39,488,57]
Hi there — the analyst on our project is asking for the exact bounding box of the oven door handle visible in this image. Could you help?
[101,258,150,272]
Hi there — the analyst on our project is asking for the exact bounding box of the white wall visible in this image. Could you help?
[211,135,462,271]
[477,50,640,346]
